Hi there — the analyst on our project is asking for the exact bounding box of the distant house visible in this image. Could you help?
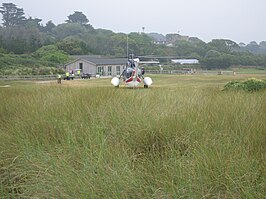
[147,33,167,45]
[166,33,189,46]
[65,56,127,76]
[171,59,199,65]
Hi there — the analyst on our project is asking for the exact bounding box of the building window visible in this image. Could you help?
[79,63,83,71]
[108,66,112,76]
[97,66,104,75]
[116,66,121,75]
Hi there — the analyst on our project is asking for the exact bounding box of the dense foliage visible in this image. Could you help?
[0,52,66,75]
[0,2,266,75]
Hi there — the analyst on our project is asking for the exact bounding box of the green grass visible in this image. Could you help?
[0,74,265,198]
[235,68,266,74]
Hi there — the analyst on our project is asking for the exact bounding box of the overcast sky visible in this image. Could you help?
[2,0,266,44]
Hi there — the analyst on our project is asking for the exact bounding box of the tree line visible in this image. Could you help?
[0,2,265,74]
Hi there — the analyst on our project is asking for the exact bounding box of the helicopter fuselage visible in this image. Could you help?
[123,67,142,87]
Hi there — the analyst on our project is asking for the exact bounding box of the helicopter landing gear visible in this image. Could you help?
[144,85,148,88]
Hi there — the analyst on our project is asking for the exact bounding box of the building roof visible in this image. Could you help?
[171,59,199,64]
[71,56,127,65]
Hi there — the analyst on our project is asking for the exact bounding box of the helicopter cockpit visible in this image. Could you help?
[125,67,134,78]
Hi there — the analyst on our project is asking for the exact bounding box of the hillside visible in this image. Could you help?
[0,2,266,75]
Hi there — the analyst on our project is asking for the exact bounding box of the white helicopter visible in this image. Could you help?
[111,55,153,88]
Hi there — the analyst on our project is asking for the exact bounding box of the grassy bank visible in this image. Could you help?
[0,75,265,198]
[0,53,66,75]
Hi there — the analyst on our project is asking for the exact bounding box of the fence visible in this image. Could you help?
[0,75,57,81]
[0,70,236,80]
[145,70,235,75]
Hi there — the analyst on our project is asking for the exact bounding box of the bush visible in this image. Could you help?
[243,78,266,91]
[223,78,266,92]
[34,45,69,64]
[223,80,244,90]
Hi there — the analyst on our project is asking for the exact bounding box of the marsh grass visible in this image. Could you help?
[0,75,265,198]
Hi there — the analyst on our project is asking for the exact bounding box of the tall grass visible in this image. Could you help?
[0,75,265,198]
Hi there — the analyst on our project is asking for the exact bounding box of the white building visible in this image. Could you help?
[171,59,199,65]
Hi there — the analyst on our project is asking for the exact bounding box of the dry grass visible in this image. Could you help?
[0,74,265,198]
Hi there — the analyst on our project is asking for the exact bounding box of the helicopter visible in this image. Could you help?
[111,55,153,88]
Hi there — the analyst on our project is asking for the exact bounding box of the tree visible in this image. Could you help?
[208,39,239,53]
[259,41,266,47]
[0,26,44,53]
[66,11,89,25]
[245,41,261,54]
[24,17,42,29]
[42,20,56,33]
[202,52,237,69]
[205,50,221,58]
[0,3,26,27]
[52,23,87,39]
[174,40,195,56]
[127,33,155,55]
[56,39,88,55]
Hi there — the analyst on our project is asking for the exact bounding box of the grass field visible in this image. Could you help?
[0,74,265,198]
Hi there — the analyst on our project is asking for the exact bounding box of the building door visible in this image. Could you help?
[97,66,104,75]
[79,63,83,74]
[108,66,112,76]
[79,63,83,70]
[116,66,121,75]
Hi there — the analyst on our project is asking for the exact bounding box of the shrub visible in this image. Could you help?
[223,80,244,90]
[34,45,69,64]
[223,78,266,91]
[243,78,266,91]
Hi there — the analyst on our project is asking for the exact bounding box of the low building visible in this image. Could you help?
[171,59,199,65]
[65,56,127,76]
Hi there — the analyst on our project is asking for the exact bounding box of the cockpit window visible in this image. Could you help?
[126,68,134,78]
